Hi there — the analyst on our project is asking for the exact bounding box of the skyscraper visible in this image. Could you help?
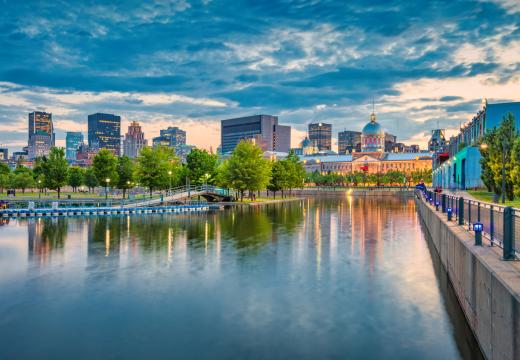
[88,113,121,155]
[338,130,361,154]
[66,132,84,161]
[220,115,291,153]
[308,123,332,151]
[152,126,186,148]
[28,111,54,159]
[123,121,148,158]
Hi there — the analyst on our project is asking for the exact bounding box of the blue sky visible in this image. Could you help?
[0,0,519,151]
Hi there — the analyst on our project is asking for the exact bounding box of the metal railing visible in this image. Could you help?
[417,189,517,260]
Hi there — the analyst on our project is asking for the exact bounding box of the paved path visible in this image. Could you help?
[440,189,479,201]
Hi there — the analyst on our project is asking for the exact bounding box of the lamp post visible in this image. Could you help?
[126,181,131,199]
[105,178,110,200]
[204,173,209,191]
[38,180,42,199]
[168,171,172,196]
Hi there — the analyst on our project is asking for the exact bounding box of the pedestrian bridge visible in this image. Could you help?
[122,185,233,208]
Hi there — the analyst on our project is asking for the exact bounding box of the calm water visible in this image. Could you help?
[0,196,482,359]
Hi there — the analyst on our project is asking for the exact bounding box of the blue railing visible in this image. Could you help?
[417,189,517,260]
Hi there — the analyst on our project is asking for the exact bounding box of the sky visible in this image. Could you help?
[0,0,519,152]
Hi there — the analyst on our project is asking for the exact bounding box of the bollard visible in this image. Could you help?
[503,207,515,260]
[435,201,440,211]
[473,222,483,246]
[458,197,464,225]
[447,207,453,221]
[441,194,446,213]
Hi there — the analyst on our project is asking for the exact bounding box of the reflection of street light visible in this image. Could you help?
[105,178,110,200]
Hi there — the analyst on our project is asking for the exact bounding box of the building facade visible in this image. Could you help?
[28,111,54,159]
[88,113,121,155]
[308,123,332,151]
[66,132,84,161]
[123,121,147,158]
[432,100,520,189]
[221,115,291,153]
[0,148,8,162]
[338,130,361,154]
[152,126,186,148]
[301,152,432,176]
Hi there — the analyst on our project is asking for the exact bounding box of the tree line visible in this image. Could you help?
[479,113,520,202]
[305,169,432,187]
[0,140,307,201]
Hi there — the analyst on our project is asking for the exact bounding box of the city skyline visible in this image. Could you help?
[0,0,519,153]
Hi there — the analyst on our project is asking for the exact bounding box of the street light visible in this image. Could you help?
[204,173,209,190]
[126,181,131,199]
[105,178,110,200]
[168,170,172,196]
[38,179,42,199]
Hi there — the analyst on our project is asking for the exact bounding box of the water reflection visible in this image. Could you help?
[1,196,481,359]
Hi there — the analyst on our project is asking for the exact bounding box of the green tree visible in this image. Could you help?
[267,160,289,198]
[41,147,69,198]
[186,148,218,185]
[0,161,10,176]
[92,149,118,192]
[68,166,84,192]
[116,156,135,198]
[285,150,306,194]
[136,146,178,197]
[84,167,99,193]
[12,172,34,193]
[219,140,271,201]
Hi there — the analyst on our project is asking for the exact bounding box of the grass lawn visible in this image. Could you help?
[467,190,520,208]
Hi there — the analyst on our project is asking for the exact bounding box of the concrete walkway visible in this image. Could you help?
[440,189,479,201]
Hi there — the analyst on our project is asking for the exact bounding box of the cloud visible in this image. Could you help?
[0,0,519,152]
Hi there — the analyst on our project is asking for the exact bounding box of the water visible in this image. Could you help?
[0,196,482,359]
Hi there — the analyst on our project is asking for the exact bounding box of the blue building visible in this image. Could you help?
[88,113,121,156]
[152,126,186,148]
[433,100,520,189]
[66,132,84,162]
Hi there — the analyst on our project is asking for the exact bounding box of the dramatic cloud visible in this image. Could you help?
[0,0,519,151]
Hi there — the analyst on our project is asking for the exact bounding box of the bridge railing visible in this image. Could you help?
[417,189,517,259]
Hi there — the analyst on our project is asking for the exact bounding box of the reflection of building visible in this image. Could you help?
[66,132,84,161]
[221,115,291,153]
[123,121,147,158]
[301,152,432,175]
[308,123,332,151]
[28,111,55,159]
[152,126,186,148]
[88,113,121,155]
[338,131,361,154]
[433,100,520,189]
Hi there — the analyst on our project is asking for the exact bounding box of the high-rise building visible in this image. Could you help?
[28,111,54,159]
[123,121,147,158]
[152,126,186,148]
[428,129,447,153]
[0,148,8,161]
[384,133,397,152]
[88,113,121,155]
[338,130,361,154]
[220,115,291,153]
[308,123,332,151]
[66,132,84,161]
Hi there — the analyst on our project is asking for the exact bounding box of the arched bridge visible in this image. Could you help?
[121,185,233,208]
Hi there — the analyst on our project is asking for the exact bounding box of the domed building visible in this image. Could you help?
[361,112,385,152]
[300,136,318,155]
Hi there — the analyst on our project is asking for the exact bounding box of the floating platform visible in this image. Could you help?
[0,204,211,218]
